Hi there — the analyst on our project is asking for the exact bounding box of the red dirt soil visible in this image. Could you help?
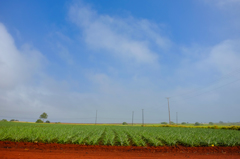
[0,141,240,159]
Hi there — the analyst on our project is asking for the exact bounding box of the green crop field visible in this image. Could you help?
[0,122,239,147]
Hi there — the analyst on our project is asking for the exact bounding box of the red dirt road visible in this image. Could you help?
[0,141,240,159]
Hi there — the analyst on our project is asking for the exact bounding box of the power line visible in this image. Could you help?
[170,68,240,99]
[154,69,240,108]
[154,77,240,113]
[98,117,133,120]
[171,77,240,103]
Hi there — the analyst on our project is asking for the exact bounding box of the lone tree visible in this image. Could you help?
[39,112,48,122]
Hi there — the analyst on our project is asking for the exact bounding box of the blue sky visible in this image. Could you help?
[0,0,240,123]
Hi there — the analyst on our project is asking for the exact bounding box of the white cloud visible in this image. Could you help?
[0,23,110,121]
[170,39,240,118]
[0,23,44,90]
[203,40,240,74]
[69,2,171,66]
[0,23,48,112]
[176,39,240,80]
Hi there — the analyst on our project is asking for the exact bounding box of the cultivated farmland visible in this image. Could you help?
[0,122,239,147]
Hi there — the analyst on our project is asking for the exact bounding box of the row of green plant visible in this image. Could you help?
[0,122,239,147]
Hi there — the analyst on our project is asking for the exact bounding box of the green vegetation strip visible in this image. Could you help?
[0,122,239,147]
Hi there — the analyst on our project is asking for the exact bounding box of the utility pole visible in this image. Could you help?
[176,112,178,124]
[132,111,134,126]
[142,109,144,127]
[95,110,97,125]
[166,97,171,125]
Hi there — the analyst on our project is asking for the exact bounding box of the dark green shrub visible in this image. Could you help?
[181,122,186,125]
[45,120,50,123]
[36,119,43,123]
[195,122,200,126]
[161,122,168,124]
[122,122,128,125]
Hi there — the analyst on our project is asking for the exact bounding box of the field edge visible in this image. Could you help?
[1,141,240,154]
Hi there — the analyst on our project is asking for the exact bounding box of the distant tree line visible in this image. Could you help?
[0,119,19,122]
[159,121,237,126]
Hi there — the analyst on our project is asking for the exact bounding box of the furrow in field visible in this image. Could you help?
[124,128,146,146]
[102,127,116,146]
[112,127,130,146]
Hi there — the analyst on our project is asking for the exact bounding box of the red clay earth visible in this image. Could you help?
[0,141,240,159]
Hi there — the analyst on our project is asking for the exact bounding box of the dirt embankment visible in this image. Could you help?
[0,141,240,159]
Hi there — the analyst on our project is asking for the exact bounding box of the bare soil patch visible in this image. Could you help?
[0,141,240,159]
